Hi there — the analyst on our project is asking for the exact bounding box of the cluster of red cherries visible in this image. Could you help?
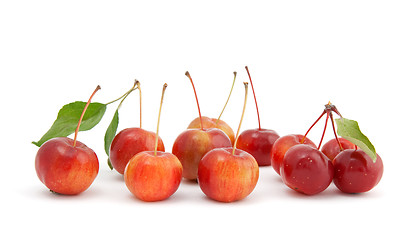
[34,67,383,202]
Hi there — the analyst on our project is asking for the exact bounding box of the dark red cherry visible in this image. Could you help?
[281,144,333,195]
[333,149,383,193]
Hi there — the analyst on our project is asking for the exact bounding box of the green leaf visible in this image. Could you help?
[104,109,119,170]
[32,101,107,147]
[335,117,377,162]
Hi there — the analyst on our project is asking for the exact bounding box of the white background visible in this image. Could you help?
[1,1,417,239]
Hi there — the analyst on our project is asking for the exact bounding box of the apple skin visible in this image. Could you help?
[109,127,165,175]
[188,116,235,144]
[124,151,183,202]
[281,144,334,195]
[332,149,383,193]
[271,134,317,175]
[35,137,99,195]
[236,128,279,166]
[172,128,232,180]
[198,147,259,202]
[321,138,356,161]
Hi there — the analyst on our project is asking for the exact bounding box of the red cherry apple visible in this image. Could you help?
[35,86,101,195]
[321,138,356,160]
[198,148,258,202]
[110,128,164,174]
[271,134,316,175]
[236,128,279,166]
[172,71,232,180]
[198,82,259,202]
[281,144,334,195]
[109,81,165,175]
[124,84,183,201]
[333,149,383,193]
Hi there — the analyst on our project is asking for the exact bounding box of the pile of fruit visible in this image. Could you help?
[32,67,383,202]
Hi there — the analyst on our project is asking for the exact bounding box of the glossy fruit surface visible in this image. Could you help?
[198,147,259,202]
[124,151,182,201]
[321,138,356,160]
[109,127,164,174]
[172,128,231,180]
[281,144,333,195]
[271,134,316,175]
[333,149,383,193]
[236,128,279,166]
[35,137,99,195]
[188,116,235,144]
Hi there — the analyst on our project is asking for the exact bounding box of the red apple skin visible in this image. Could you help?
[109,127,165,175]
[188,116,235,144]
[124,151,183,202]
[332,149,383,193]
[321,138,356,161]
[172,128,232,180]
[271,134,317,175]
[198,147,259,202]
[281,144,334,195]
[35,137,99,195]
[236,128,279,166]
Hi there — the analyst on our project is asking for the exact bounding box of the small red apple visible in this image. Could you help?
[172,71,231,180]
[109,128,164,174]
[198,82,259,202]
[321,137,356,160]
[188,116,235,144]
[236,66,279,166]
[109,81,165,175]
[35,86,101,195]
[124,84,183,201]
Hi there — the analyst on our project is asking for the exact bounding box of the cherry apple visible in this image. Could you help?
[172,71,232,180]
[236,66,279,166]
[271,134,316,175]
[187,72,237,144]
[109,81,165,175]
[35,86,100,195]
[281,144,334,195]
[125,84,183,201]
[198,82,259,202]
[332,149,383,193]
[321,137,356,161]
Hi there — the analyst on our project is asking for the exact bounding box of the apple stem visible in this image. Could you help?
[73,85,101,147]
[329,112,344,151]
[154,83,168,156]
[105,82,138,105]
[301,110,326,144]
[185,71,204,131]
[136,81,142,129]
[245,66,261,130]
[232,82,249,155]
[317,111,330,150]
[216,71,237,126]
[116,80,139,111]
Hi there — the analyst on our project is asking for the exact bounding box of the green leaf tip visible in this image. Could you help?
[335,117,377,162]
[104,109,119,170]
[32,101,107,147]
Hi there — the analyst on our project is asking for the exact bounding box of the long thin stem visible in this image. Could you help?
[232,82,249,155]
[216,72,237,125]
[116,80,138,111]
[329,112,344,151]
[73,85,101,147]
[185,71,203,131]
[301,110,326,144]
[245,66,261,130]
[317,111,330,150]
[105,83,138,105]
[154,83,167,156]
[136,81,142,128]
